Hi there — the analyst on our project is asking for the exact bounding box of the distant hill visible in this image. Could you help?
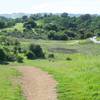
[0,13,98,19]
[0,13,31,19]
[0,13,82,19]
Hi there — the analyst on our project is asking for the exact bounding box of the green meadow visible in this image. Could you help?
[23,39,100,100]
[0,38,100,100]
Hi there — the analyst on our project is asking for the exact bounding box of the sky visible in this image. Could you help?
[0,0,100,14]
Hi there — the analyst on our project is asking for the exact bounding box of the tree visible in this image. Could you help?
[48,31,56,40]
[29,44,45,58]
[64,30,76,39]
[0,48,7,62]
[24,19,37,29]
[61,13,68,17]
[22,16,28,22]
[26,51,36,60]
[80,14,91,21]
[0,21,5,29]
[33,45,45,58]
[44,23,58,31]
[48,54,55,59]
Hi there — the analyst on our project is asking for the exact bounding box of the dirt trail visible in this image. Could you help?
[18,67,57,100]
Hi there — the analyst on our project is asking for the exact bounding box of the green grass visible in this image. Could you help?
[24,53,100,100]
[0,39,100,100]
[20,39,100,100]
[20,38,100,55]
[0,66,24,100]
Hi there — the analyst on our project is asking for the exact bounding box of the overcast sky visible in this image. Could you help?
[0,0,100,14]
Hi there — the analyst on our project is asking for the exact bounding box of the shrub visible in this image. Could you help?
[34,45,45,58]
[29,44,45,58]
[48,54,55,59]
[0,47,18,63]
[24,19,37,29]
[17,56,23,63]
[0,48,7,62]
[66,57,72,61]
[7,54,16,62]
[26,51,36,60]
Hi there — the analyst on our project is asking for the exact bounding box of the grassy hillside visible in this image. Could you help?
[25,54,100,100]
[0,35,100,100]
[19,39,100,100]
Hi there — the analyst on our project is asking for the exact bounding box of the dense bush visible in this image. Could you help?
[0,16,16,29]
[44,23,58,32]
[0,36,20,46]
[26,51,36,60]
[0,47,22,63]
[48,54,55,59]
[66,57,72,61]
[0,48,7,62]
[17,56,23,63]
[24,19,37,29]
[48,33,69,40]
[0,36,23,63]
[29,44,45,59]
[25,44,45,60]
[7,54,16,62]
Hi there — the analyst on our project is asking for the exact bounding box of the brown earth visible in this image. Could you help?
[18,67,57,100]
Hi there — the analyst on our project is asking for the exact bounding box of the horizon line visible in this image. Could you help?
[0,12,100,15]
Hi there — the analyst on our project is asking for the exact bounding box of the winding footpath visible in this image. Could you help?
[18,67,57,100]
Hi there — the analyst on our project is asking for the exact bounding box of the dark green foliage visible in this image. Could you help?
[34,45,45,58]
[13,46,20,54]
[44,23,58,32]
[0,21,5,29]
[0,36,20,46]
[16,56,23,63]
[97,33,100,36]
[48,32,68,40]
[26,51,36,60]
[0,16,16,29]
[64,30,76,38]
[0,48,7,62]
[1,13,100,40]
[66,57,72,61]
[0,47,22,63]
[22,16,28,22]
[0,36,23,63]
[61,13,68,17]
[48,54,55,59]
[80,14,91,21]
[24,19,37,29]
[7,54,16,62]
[29,44,45,59]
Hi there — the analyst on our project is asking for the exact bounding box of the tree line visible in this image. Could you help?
[0,13,100,40]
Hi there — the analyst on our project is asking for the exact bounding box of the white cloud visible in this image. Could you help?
[0,0,100,14]
[31,0,100,14]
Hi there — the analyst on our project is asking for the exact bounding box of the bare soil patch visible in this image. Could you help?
[18,67,57,100]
